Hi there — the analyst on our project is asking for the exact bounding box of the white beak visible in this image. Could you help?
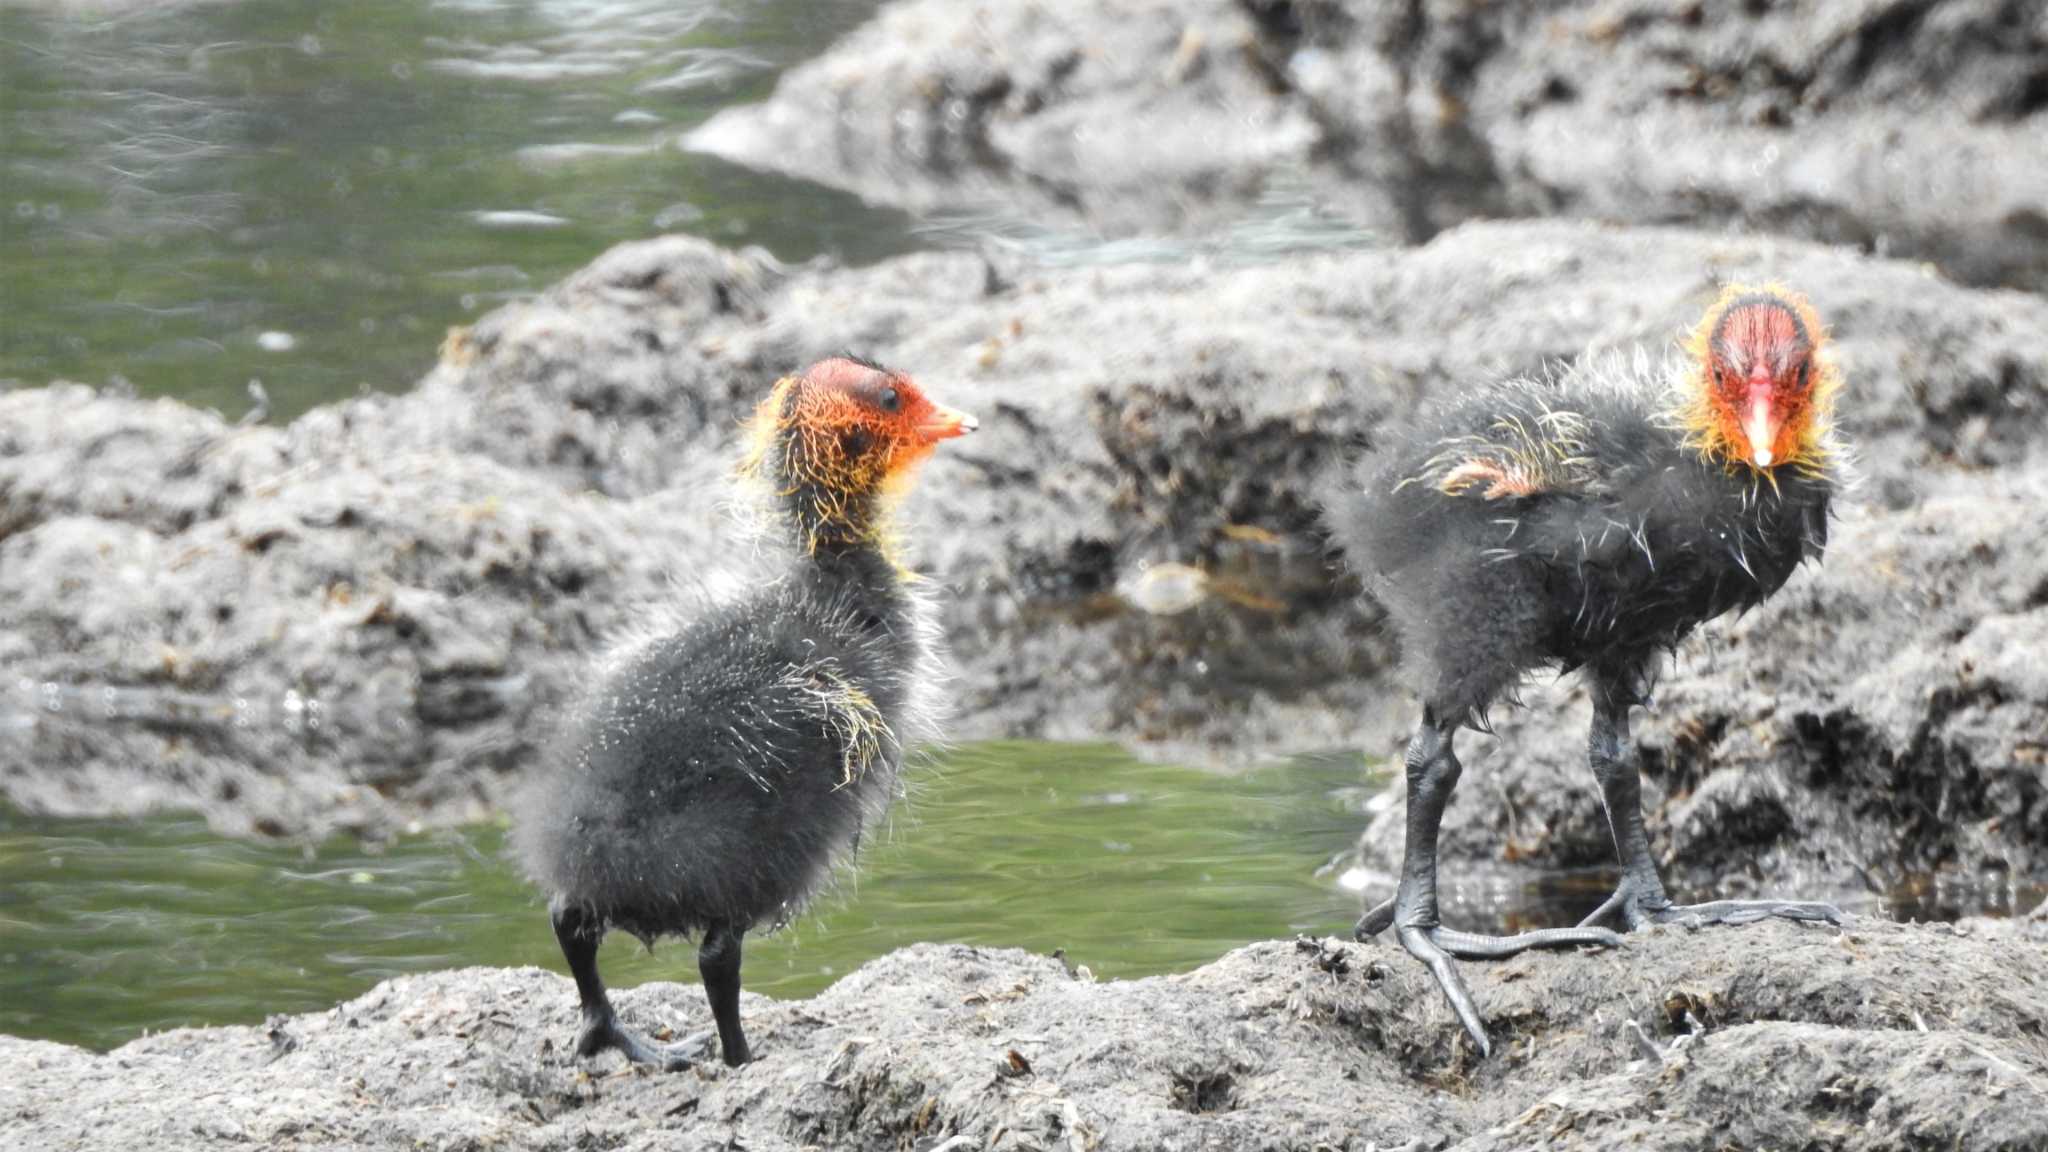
[1743,396,1778,468]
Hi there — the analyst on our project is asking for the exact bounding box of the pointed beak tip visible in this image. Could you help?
[920,407,977,442]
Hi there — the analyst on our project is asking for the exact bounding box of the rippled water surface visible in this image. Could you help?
[5,741,2041,1052]
[0,0,1380,421]
[1,0,911,418]
[0,743,1362,1050]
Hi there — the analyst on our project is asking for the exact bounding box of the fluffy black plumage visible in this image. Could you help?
[1324,284,1850,1057]
[517,550,933,941]
[514,358,963,1070]
[1329,365,1833,723]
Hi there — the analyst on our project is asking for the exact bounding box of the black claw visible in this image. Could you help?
[1355,897,1397,941]
[1576,887,1631,930]
[1394,921,1621,1058]
[669,1029,717,1063]
[1434,925,1623,958]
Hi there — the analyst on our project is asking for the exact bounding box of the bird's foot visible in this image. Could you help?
[1395,923,1492,1057]
[1358,897,1622,954]
[573,1013,709,1072]
[1579,887,1845,933]
[1389,918,1624,1058]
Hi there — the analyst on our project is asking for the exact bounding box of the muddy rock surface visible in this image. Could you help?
[4,220,2045,899]
[0,385,724,838]
[3,919,2044,1150]
[691,0,2048,291]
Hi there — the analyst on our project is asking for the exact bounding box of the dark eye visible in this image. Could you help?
[876,385,900,413]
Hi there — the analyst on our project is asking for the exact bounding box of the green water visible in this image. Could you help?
[0,741,1700,1053]
[0,743,1372,1051]
[0,0,1380,422]
[0,0,914,420]
[4,741,2041,1053]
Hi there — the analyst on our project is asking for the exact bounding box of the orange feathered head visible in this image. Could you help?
[1680,283,1841,476]
[741,357,976,553]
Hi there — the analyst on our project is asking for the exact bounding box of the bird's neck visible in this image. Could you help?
[800,536,910,607]
[740,409,909,563]
[778,478,904,566]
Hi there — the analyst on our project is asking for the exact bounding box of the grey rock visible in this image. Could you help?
[3,921,2044,1150]
[693,0,2048,290]
[0,387,717,839]
[686,0,1323,237]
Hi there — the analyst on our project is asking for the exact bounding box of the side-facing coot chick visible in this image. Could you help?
[1323,285,1849,1054]
[516,357,977,1069]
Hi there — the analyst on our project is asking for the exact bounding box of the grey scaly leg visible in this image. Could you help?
[1365,713,1622,1056]
[1577,685,1843,932]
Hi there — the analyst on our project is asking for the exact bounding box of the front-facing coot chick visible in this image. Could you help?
[1324,285,1849,1055]
[516,357,976,1070]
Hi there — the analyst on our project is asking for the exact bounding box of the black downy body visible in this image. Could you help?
[523,551,924,943]
[1323,339,1844,1057]
[515,387,941,1069]
[1334,369,1833,719]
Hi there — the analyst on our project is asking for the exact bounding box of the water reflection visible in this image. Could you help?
[913,169,1376,269]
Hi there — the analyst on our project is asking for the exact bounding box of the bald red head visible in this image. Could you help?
[1705,295,1815,469]
[799,357,978,446]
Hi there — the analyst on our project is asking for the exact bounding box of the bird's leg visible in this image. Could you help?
[1577,691,1844,932]
[1368,714,1622,1056]
[697,920,752,1066]
[549,901,697,1071]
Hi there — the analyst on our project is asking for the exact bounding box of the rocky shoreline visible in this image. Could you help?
[689,0,2048,292]
[6,217,2048,900]
[4,918,2045,1150]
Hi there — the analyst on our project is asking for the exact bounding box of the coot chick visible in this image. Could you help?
[1324,285,1849,1054]
[516,357,976,1069]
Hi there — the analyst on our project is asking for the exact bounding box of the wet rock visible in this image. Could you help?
[395,235,785,497]
[2,921,2043,1150]
[3,220,2045,902]
[686,0,1323,237]
[694,0,2048,291]
[0,387,720,839]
